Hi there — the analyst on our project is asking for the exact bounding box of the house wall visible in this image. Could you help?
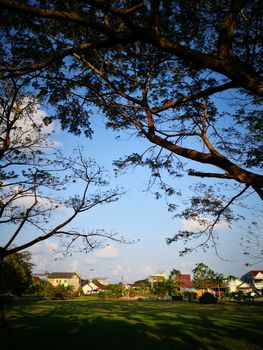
[226,279,242,293]
[82,284,93,294]
[47,275,80,293]
[242,271,263,291]
[254,272,263,290]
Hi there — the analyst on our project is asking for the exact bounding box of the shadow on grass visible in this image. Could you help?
[2,299,263,350]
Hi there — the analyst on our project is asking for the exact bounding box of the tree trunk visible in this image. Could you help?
[0,258,7,331]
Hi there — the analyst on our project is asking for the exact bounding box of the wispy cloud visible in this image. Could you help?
[181,218,229,232]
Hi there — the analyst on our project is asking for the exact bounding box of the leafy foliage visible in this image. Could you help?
[28,279,75,299]
[192,263,223,290]
[0,251,33,296]
[199,292,217,304]
[0,0,262,258]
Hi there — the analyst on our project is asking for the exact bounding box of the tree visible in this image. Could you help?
[169,269,181,280]
[0,1,262,256]
[105,283,123,298]
[0,251,33,296]
[152,280,175,298]
[0,77,130,264]
[192,263,215,291]
[0,76,132,329]
[211,272,224,298]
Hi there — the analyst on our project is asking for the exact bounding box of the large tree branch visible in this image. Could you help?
[146,133,263,190]
[151,82,235,114]
[150,35,263,96]
[0,38,133,78]
[85,0,145,16]
[217,0,250,60]
[0,0,261,95]
[188,171,237,181]
[0,0,115,36]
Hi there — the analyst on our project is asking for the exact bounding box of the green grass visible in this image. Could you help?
[2,298,263,350]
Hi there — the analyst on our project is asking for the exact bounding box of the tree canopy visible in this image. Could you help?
[0,76,130,262]
[0,251,33,296]
[0,0,262,257]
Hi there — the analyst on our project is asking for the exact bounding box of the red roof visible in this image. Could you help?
[178,274,193,288]
[251,270,263,276]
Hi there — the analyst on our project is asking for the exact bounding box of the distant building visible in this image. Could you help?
[82,279,107,294]
[224,277,252,293]
[177,274,194,291]
[93,277,108,286]
[47,272,81,294]
[241,270,263,291]
[149,272,167,286]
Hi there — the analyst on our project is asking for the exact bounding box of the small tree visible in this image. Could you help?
[105,283,123,299]
[199,292,217,304]
[192,263,215,291]
[211,272,224,298]
[169,269,181,280]
[152,279,177,299]
[0,251,33,297]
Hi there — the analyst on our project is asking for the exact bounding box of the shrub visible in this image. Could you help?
[183,291,197,301]
[199,292,217,304]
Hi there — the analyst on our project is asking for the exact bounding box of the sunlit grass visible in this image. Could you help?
[2,298,262,350]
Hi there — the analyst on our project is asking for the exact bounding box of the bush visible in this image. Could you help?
[183,291,197,301]
[199,292,217,304]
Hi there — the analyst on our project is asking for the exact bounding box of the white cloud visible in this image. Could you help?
[6,97,60,148]
[181,218,229,232]
[29,240,64,272]
[95,245,119,259]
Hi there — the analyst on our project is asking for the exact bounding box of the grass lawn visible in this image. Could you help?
[1,298,262,350]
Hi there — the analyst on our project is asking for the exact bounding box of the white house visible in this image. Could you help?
[224,277,252,293]
[149,272,167,285]
[82,280,106,294]
[241,270,263,291]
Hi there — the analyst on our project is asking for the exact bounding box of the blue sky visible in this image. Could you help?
[22,111,262,283]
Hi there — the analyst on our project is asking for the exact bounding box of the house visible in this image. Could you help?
[224,277,252,293]
[82,279,107,294]
[241,270,263,291]
[177,274,194,291]
[47,272,81,294]
[149,272,167,286]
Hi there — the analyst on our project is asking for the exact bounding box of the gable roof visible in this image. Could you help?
[82,280,106,291]
[47,272,79,279]
[178,274,193,288]
[92,280,106,290]
[251,270,263,276]
[237,281,251,290]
